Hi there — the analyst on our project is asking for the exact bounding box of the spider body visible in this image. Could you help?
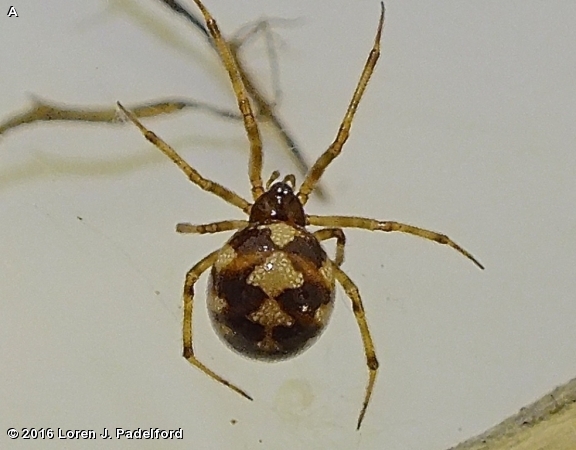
[208,202,335,360]
[209,181,334,360]
[117,0,483,430]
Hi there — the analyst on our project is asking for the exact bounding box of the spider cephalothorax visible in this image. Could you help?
[118,0,483,430]
[248,180,306,226]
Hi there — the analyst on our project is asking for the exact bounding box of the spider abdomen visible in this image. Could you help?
[208,221,335,361]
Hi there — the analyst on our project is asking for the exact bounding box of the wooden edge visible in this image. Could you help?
[447,376,576,450]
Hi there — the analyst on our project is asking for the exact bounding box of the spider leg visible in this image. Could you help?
[182,249,253,401]
[176,219,247,234]
[308,214,484,270]
[331,261,378,430]
[314,228,346,267]
[160,0,328,199]
[298,3,385,205]
[117,102,251,213]
[191,0,264,200]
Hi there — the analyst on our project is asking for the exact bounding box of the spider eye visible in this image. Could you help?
[249,182,305,226]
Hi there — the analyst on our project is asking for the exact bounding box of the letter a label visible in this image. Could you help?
[7,6,18,17]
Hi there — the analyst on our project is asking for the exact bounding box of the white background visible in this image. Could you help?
[1,1,575,449]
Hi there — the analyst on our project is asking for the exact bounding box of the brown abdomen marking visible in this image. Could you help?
[207,222,335,361]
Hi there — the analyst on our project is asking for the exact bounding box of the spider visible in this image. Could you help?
[117,0,483,430]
